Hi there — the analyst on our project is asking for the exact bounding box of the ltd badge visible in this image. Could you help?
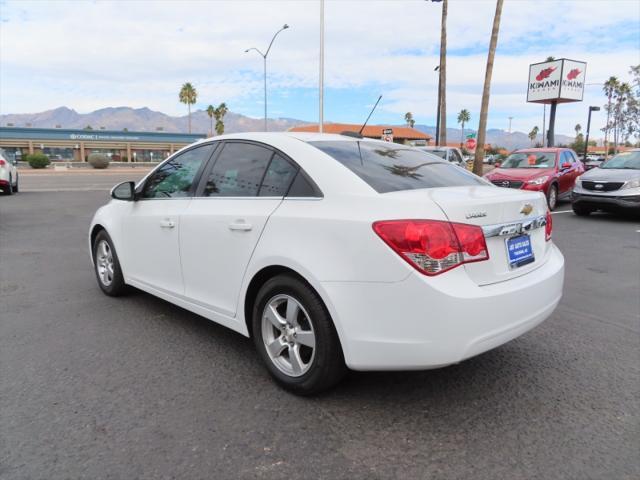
[465,211,487,219]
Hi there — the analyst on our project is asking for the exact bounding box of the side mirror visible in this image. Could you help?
[561,162,571,170]
[111,181,136,201]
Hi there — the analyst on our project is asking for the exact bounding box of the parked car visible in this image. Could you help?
[0,148,19,195]
[483,148,584,210]
[572,149,640,216]
[584,154,606,171]
[483,154,497,165]
[89,133,564,394]
[417,146,465,167]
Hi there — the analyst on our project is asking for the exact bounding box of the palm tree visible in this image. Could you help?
[206,105,215,137]
[613,82,632,153]
[457,109,470,148]
[473,0,504,176]
[438,0,448,146]
[179,82,198,133]
[213,102,229,135]
[404,112,415,128]
[574,124,582,137]
[603,76,619,158]
[529,126,539,145]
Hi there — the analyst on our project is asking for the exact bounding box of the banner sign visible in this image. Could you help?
[527,58,586,104]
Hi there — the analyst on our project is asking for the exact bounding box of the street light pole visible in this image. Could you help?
[583,106,600,162]
[245,24,290,132]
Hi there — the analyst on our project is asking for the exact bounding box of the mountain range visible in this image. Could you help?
[0,106,575,150]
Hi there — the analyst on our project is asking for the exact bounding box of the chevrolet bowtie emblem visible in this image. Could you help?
[520,204,534,215]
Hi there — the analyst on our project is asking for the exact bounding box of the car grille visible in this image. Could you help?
[581,181,624,192]
[491,180,524,189]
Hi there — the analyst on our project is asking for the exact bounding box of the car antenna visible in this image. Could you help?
[340,95,382,139]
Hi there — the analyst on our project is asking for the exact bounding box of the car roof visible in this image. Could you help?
[513,148,567,153]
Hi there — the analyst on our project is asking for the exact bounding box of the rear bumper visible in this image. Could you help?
[572,190,640,210]
[323,244,564,371]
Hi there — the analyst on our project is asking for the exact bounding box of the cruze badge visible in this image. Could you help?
[465,211,487,219]
[595,184,603,189]
[520,204,534,215]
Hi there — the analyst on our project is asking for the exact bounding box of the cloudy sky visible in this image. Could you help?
[1,0,639,136]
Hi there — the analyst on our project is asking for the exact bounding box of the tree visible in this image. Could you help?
[84,125,93,130]
[438,0,448,146]
[206,104,215,137]
[528,126,539,145]
[179,82,198,133]
[574,124,581,136]
[602,76,619,158]
[404,112,415,128]
[473,0,504,176]
[457,109,470,148]
[213,102,229,136]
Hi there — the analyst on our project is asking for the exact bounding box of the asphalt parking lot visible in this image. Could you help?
[1,176,639,480]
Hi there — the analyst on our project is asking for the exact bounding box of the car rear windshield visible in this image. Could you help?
[501,152,556,169]
[309,141,486,193]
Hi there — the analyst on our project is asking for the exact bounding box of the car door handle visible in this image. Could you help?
[229,221,252,231]
[160,219,175,229]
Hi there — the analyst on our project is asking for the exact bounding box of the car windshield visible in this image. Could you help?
[500,152,556,169]
[601,151,640,169]
[309,141,486,193]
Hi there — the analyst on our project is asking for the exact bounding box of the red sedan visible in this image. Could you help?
[484,148,584,210]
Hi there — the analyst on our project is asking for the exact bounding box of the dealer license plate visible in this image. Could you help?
[506,234,534,268]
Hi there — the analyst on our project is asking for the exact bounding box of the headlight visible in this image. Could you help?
[527,176,549,185]
[621,178,640,190]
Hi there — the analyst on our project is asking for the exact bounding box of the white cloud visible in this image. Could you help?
[0,0,638,137]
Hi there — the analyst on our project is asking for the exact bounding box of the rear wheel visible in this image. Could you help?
[572,203,593,216]
[252,274,346,395]
[3,175,13,195]
[93,230,127,296]
[547,184,558,211]
[13,174,19,193]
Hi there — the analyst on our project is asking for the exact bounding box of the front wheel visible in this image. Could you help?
[93,230,127,296]
[13,173,19,193]
[252,274,346,395]
[547,184,558,211]
[572,203,593,216]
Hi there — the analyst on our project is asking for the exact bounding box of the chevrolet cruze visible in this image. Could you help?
[89,133,565,394]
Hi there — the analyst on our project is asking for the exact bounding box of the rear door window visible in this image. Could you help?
[202,142,273,197]
[310,140,486,193]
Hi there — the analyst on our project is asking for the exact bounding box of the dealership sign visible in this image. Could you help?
[527,58,586,104]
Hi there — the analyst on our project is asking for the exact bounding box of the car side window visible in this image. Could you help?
[258,154,298,197]
[141,144,215,199]
[450,150,463,163]
[202,142,273,197]
[287,170,321,197]
[561,151,572,166]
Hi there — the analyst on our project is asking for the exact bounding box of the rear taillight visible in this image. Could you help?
[545,211,552,241]
[373,220,489,276]
[0,159,6,167]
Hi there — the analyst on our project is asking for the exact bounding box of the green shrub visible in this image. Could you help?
[87,153,110,169]
[26,153,50,169]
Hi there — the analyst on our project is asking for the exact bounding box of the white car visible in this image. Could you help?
[417,146,466,167]
[0,148,19,195]
[89,133,564,394]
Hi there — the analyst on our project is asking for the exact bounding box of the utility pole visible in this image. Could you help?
[319,0,324,133]
[583,106,600,161]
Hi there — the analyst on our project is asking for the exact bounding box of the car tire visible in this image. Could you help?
[93,230,127,296]
[13,174,18,193]
[547,184,558,211]
[572,204,593,216]
[252,274,346,395]
[3,175,14,195]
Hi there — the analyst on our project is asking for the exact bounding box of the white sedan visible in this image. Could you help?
[89,132,564,394]
[0,148,19,195]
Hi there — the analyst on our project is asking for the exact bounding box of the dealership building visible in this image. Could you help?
[0,127,206,162]
[289,123,432,145]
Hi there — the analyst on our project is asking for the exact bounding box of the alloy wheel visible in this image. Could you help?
[261,294,316,377]
[96,240,114,287]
